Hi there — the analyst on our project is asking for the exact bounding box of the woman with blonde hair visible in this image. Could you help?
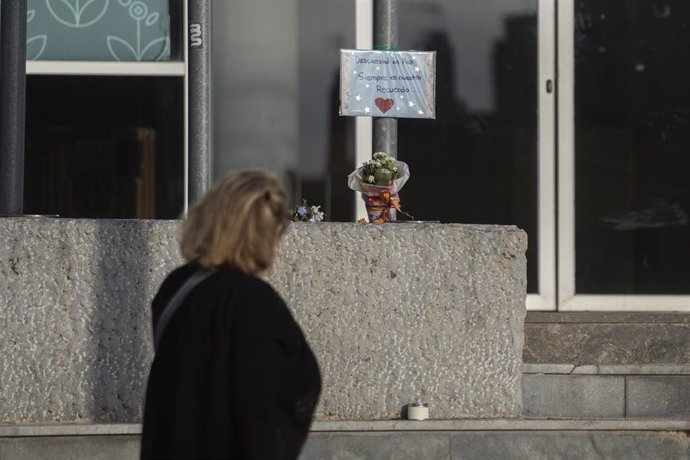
[141,169,321,460]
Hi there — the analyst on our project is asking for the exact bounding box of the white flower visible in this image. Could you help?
[373,152,387,161]
[366,175,375,183]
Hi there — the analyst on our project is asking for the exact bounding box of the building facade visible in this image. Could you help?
[11,0,690,313]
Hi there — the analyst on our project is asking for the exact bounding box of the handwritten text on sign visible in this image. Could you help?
[340,49,436,119]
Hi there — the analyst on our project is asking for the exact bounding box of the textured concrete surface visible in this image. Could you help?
[0,436,140,460]
[301,433,451,460]
[627,376,690,419]
[1,431,687,460]
[524,373,690,419]
[522,375,625,418]
[448,432,689,460]
[0,218,527,423]
[271,223,527,419]
[0,219,179,424]
[524,322,690,365]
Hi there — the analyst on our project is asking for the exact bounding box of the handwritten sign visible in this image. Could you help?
[340,49,436,119]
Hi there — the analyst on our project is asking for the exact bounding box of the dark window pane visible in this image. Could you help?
[212,1,355,221]
[298,0,356,222]
[25,76,184,219]
[397,1,539,292]
[575,0,690,294]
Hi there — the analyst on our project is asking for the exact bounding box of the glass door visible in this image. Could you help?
[356,0,557,310]
[558,0,690,311]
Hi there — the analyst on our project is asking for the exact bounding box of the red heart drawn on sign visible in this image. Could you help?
[375,98,394,114]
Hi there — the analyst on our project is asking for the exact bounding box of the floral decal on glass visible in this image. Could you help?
[16,0,170,61]
[107,0,169,61]
[45,0,110,28]
[26,8,47,60]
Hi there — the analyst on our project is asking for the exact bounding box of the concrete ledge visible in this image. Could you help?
[526,312,690,324]
[0,424,142,438]
[0,219,527,422]
[1,430,687,460]
[310,419,690,432]
[524,364,690,375]
[3,419,690,438]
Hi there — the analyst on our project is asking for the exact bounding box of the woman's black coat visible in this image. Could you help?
[141,264,321,460]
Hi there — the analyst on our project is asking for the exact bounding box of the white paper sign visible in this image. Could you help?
[340,49,436,119]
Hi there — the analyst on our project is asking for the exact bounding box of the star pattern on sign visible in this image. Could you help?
[396,107,401,111]
[364,106,371,114]
[415,66,421,72]
[399,95,404,99]
[353,71,357,75]
[418,110,424,115]
[408,100,415,107]
[365,84,370,88]
[355,95,362,101]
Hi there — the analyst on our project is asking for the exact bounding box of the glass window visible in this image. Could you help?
[396,0,539,292]
[24,76,184,218]
[16,0,178,61]
[574,0,690,294]
[212,0,356,221]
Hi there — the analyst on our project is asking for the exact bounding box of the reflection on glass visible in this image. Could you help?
[397,0,539,292]
[575,0,690,294]
[24,76,184,218]
[299,0,356,222]
[212,1,355,221]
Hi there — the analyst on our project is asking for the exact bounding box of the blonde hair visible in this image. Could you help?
[180,169,288,274]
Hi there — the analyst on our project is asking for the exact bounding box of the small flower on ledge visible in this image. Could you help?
[291,199,325,222]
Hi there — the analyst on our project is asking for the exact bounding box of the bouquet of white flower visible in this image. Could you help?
[291,199,325,222]
[348,152,411,223]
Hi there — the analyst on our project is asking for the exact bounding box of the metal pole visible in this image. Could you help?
[0,0,27,216]
[187,0,212,205]
[373,0,398,158]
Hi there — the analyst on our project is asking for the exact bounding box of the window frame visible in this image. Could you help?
[24,0,190,216]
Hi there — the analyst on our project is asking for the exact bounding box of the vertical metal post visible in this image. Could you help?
[0,0,27,216]
[187,0,212,205]
[373,0,398,158]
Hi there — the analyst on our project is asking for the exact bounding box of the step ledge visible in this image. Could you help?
[3,420,690,437]
[524,364,690,375]
[311,420,690,432]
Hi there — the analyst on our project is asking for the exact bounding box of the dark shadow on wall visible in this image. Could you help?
[89,220,158,422]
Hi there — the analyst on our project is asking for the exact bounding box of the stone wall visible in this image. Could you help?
[0,218,527,423]
[523,312,690,420]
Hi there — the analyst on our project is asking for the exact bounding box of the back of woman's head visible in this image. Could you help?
[180,169,288,274]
